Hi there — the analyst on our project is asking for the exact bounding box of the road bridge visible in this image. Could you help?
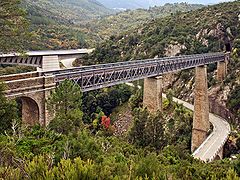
[0,49,93,71]
[1,51,230,162]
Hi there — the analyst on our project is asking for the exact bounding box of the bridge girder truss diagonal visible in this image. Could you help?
[46,52,225,92]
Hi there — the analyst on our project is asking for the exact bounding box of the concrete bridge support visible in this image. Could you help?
[192,65,210,152]
[143,76,163,113]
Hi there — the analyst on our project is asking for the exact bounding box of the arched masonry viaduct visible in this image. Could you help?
[1,72,55,126]
[0,51,230,162]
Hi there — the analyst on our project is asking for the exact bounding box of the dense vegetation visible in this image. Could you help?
[80,1,239,65]
[23,0,114,24]
[82,3,203,42]
[22,1,204,50]
[1,0,240,179]
[0,0,29,53]
[1,80,240,179]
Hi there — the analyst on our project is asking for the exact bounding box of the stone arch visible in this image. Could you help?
[17,96,40,126]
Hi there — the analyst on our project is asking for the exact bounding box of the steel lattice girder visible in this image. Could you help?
[51,52,225,92]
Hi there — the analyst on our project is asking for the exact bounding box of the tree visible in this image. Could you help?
[128,108,149,147]
[145,111,165,150]
[0,82,18,133]
[48,80,83,134]
[0,0,30,53]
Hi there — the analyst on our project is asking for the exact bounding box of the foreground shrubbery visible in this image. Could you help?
[0,126,240,179]
[1,80,240,179]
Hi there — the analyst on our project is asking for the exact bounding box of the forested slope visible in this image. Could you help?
[82,3,204,41]
[80,1,240,121]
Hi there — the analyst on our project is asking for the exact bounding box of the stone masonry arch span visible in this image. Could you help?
[17,96,40,126]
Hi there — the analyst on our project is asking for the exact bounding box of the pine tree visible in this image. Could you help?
[0,82,18,133]
[145,111,165,150]
[48,80,83,134]
[128,108,149,147]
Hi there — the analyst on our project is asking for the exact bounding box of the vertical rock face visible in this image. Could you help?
[192,65,210,152]
[143,76,163,113]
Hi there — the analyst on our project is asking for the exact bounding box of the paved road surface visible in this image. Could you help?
[163,94,231,162]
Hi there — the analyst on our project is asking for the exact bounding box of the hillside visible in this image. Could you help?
[79,1,240,119]
[82,3,204,42]
[23,0,114,25]
[20,0,115,50]
[21,1,204,50]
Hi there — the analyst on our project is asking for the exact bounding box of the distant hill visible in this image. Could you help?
[21,0,115,50]
[82,3,204,42]
[22,0,114,25]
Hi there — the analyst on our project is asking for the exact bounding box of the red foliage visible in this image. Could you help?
[101,116,111,129]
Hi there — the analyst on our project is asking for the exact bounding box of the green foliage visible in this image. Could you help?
[48,80,83,134]
[82,3,203,44]
[0,0,30,53]
[82,84,132,123]
[233,39,240,57]
[23,0,114,25]
[129,108,149,147]
[80,1,239,66]
[227,85,240,117]
[0,82,19,133]
[129,89,143,110]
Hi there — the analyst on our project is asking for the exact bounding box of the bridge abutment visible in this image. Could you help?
[143,76,163,112]
[38,56,61,71]
[192,65,210,152]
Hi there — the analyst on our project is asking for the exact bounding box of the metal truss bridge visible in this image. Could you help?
[42,52,225,92]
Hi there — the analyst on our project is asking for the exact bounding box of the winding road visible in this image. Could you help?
[163,94,231,162]
[126,82,231,162]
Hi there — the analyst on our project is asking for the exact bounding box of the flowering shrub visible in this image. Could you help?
[101,116,111,129]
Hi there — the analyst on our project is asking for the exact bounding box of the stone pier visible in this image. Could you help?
[143,76,163,113]
[192,65,210,152]
[217,52,230,82]
[217,61,226,82]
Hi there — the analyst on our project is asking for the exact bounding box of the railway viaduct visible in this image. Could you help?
[0,51,230,162]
